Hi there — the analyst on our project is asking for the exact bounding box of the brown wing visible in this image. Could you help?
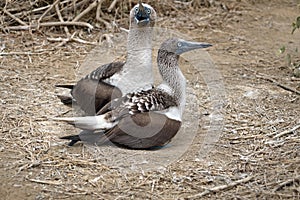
[56,61,125,113]
[104,112,181,149]
[70,61,125,115]
[71,79,122,115]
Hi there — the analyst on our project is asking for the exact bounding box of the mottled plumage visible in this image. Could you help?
[97,87,178,120]
[85,61,125,80]
[55,38,212,149]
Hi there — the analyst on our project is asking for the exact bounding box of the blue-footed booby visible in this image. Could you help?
[55,38,212,149]
[56,1,156,115]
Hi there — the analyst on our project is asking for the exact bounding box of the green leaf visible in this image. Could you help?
[279,46,286,54]
[291,16,300,34]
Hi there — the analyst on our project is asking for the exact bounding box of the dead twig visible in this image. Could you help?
[246,68,300,95]
[96,0,112,29]
[119,27,129,33]
[8,0,73,17]
[188,176,254,198]
[47,34,97,46]
[2,8,28,26]
[37,0,60,24]
[108,0,119,12]
[4,21,93,31]
[55,3,70,36]
[168,3,203,28]
[273,175,300,192]
[71,37,98,45]
[272,124,300,138]
[28,178,63,185]
[72,1,98,22]
[256,74,300,95]
[244,68,300,95]
[0,51,51,56]
[30,73,49,84]
[54,31,78,47]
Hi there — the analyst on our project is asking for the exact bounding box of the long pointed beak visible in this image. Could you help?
[138,1,144,13]
[176,40,212,55]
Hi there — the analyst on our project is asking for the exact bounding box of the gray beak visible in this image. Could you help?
[138,1,144,12]
[176,40,212,55]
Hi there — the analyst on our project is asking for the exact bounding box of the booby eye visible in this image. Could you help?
[134,7,139,13]
[146,8,151,14]
[177,42,182,47]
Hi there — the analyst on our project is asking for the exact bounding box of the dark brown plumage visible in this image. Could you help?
[60,114,181,149]
[57,62,124,115]
[55,38,212,149]
[105,112,181,149]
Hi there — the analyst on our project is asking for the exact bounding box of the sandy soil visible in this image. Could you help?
[0,0,299,199]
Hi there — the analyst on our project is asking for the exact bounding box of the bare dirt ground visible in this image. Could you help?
[0,0,299,199]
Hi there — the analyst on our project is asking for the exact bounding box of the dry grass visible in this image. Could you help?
[0,0,300,199]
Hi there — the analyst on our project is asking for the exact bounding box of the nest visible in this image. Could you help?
[0,0,226,47]
[0,0,221,32]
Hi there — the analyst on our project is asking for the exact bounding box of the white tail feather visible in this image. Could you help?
[53,115,115,131]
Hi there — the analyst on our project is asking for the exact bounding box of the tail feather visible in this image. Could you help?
[60,134,81,146]
[53,115,115,131]
[57,95,74,105]
[60,130,107,146]
[55,84,74,89]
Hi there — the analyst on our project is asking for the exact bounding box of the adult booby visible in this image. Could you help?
[57,2,156,115]
[55,38,212,149]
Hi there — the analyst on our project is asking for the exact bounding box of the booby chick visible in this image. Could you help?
[54,38,212,149]
[56,1,156,115]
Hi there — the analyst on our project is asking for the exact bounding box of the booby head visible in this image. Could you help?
[160,38,212,56]
[130,1,156,27]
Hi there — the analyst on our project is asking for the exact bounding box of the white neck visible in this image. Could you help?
[114,27,154,94]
